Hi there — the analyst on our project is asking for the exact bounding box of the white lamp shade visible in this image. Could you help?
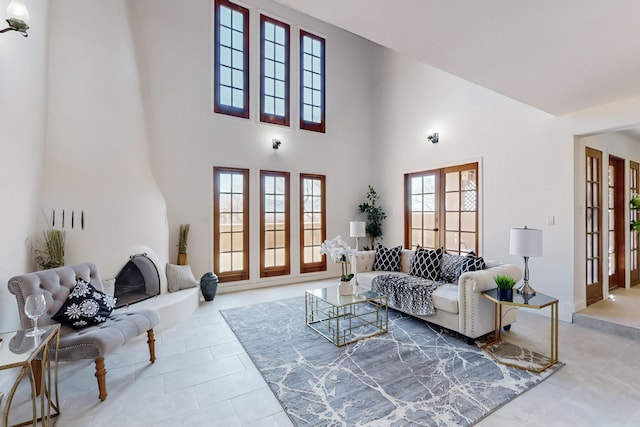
[510,227,542,257]
[7,0,29,23]
[350,221,366,238]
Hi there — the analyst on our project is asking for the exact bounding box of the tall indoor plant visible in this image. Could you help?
[358,185,387,250]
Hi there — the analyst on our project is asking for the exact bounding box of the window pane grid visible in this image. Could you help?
[300,31,325,132]
[301,174,326,272]
[261,15,290,125]
[261,171,290,277]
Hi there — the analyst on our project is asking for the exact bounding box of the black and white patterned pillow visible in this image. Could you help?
[373,244,402,272]
[409,247,443,280]
[440,252,465,283]
[456,251,486,279]
[52,279,117,329]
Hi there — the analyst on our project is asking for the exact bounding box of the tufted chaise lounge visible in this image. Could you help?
[8,262,160,401]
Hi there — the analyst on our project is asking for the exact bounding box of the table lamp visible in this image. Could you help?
[350,221,366,250]
[509,226,542,296]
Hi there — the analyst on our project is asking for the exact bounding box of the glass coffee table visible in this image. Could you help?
[305,286,388,346]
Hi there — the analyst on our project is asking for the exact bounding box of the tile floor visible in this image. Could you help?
[5,280,640,426]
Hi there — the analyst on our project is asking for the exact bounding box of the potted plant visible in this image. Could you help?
[631,193,640,232]
[177,224,190,265]
[34,229,65,270]
[358,185,387,250]
[320,235,356,295]
[495,275,517,301]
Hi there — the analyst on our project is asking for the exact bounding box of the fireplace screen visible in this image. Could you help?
[114,253,160,308]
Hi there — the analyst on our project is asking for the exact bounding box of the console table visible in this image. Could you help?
[0,325,60,427]
[481,289,558,373]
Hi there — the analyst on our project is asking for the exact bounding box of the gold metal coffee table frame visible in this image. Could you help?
[305,286,388,347]
[481,288,558,373]
[0,324,60,427]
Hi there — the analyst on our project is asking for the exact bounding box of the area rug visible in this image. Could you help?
[221,297,562,426]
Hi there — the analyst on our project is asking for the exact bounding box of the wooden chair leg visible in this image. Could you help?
[147,329,156,363]
[30,359,43,396]
[94,357,107,401]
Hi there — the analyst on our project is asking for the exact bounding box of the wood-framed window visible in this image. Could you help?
[300,174,326,273]
[214,0,249,118]
[260,15,290,126]
[299,30,325,133]
[404,163,479,255]
[213,167,249,282]
[631,161,640,285]
[585,147,603,305]
[260,170,290,277]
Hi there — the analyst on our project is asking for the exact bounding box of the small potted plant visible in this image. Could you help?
[495,275,517,302]
[320,235,356,295]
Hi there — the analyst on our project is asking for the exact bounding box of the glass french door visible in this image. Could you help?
[631,161,640,285]
[585,147,603,305]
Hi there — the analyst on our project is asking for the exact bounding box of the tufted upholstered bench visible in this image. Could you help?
[8,262,160,401]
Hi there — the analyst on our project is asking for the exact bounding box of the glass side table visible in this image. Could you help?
[481,289,558,373]
[0,324,60,427]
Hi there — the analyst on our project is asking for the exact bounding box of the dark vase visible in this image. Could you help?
[498,288,513,302]
[200,272,218,302]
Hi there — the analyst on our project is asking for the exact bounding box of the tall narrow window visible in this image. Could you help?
[261,171,290,277]
[214,0,249,118]
[631,161,640,285]
[300,174,326,273]
[213,167,249,282]
[585,147,603,305]
[260,15,290,126]
[405,163,478,255]
[300,30,325,133]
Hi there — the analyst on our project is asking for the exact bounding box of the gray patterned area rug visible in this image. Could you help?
[221,297,562,426]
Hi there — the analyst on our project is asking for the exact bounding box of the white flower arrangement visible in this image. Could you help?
[320,235,356,281]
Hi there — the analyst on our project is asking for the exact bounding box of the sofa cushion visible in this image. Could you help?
[373,244,402,272]
[357,271,390,289]
[456,252,486,279]
[52,279,117,329]
[409,247,443,280]
[440,253,465,283]
[166,264,199,293]
[432,284,459,314]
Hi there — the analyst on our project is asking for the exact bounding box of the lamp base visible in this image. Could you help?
[517,281,536,297]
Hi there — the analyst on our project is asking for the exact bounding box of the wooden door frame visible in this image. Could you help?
[585,147,603,306]
[631,161,640,285]
[608,156,625,290]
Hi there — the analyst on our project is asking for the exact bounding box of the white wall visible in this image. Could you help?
[368,50,577,321]
[0,0,49,330]
[128,0,377,289]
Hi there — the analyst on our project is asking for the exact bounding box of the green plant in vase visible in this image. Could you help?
[494,275,517,301]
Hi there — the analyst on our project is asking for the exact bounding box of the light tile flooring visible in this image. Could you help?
[5,280,640,426]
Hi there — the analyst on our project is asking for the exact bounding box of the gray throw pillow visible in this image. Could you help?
[166,264,199,293]
[440,253,465,283]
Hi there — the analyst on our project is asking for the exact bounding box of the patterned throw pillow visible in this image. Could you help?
[456,251,486,279]
[52,278,117,329]
[440,252,465,283]
[409,247,444,280]
[373,244,402,272]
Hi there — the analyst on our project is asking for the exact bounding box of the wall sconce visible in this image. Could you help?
[0,0,30,37]
[427,132,439,144]
[272,138,282,150]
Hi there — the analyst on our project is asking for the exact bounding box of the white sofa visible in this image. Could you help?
[354,249,522,340]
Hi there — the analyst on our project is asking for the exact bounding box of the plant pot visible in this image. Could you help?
[339,281,353,296]
[200,272,218,301]
[498,288,513,302]
[177,253,188,266]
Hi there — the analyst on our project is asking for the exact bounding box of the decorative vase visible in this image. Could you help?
[498,288,513,302]
[200,272,218,301]
[339,280,353,296]
[177,253,188,265]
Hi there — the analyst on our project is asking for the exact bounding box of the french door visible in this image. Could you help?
[608,156,625,290]
[404,163,478,255]
[585,147,603,305]
[631,161,640,285]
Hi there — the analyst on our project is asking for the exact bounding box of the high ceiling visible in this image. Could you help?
[276,0,640,117]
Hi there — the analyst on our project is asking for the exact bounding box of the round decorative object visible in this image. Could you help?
[200,272,218,302]
[339,281,353,296]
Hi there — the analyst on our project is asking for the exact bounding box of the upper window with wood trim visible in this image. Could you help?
[300,174,326,273]
[214,0,249,118]
[260,15,290,126]
[260,170,290,277]
[213,167,249,282]
[405,163,479,255]
[299,30,325,133]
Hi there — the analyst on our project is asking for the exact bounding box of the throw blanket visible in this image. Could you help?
[372,273,439,316]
